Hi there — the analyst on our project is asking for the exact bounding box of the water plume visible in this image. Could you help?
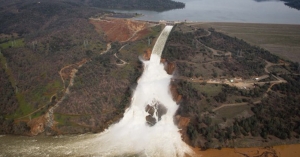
[72,26,193,157]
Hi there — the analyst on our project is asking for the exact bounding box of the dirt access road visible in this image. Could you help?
[176,25,289,112]
[189,22,300,62]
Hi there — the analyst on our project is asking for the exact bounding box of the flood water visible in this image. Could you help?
[1,134,300,157]
[111,0,300,24]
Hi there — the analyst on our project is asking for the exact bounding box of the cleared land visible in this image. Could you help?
[89,18,149,42]
[190,22,300,62]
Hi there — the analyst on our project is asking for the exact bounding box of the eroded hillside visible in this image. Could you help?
[90,17,150,42]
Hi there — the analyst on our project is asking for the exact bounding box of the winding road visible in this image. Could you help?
[174,27,290,112]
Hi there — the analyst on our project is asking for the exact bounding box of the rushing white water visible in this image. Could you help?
[151,26,173,59]
[0,25,193,157]
[69,25,193,157]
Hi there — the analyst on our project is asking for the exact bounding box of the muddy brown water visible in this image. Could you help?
[193,144,300,157]
[1,134,300,157]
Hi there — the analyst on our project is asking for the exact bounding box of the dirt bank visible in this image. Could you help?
[192,144,300,157]
[90,18,149,42]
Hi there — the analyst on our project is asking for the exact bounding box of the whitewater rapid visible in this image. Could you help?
[0,26,193,157]
[69,25,192,157]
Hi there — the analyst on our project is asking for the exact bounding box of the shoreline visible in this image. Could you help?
[1,134,300,157]
[103,12,300,26]
[135,18,300,26]
[192,143,300,157]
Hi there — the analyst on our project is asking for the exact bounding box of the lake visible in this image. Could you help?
[110,0,300,24]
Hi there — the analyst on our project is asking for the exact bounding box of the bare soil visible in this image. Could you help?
[191,143,300,157]
[89,18,149,42]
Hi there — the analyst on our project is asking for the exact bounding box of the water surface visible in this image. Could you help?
[111,0,300,24]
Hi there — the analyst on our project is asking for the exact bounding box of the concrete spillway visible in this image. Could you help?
[150,25,173,60]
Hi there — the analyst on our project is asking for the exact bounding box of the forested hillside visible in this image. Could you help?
[281,0,300,10]
[0,0,184,34]
[90,0,185,11]
[0,0,166,135]
[162,23,300,148]
[0,0,107,134]
[255,0,300,10]
[0,0,102,34]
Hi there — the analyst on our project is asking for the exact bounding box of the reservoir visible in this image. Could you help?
[110,0,300,24]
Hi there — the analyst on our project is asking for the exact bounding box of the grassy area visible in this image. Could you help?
[44,80,63,99]
[215,105,251,120]
[183,83,224,112]
[147,25,162,38]
[31,111,44,119]
[175,23,195,33]
[54,113,91,127]
[54,114,69,126]
[0,53,16,87]
[194,22,300,62]
[119,25,163,62]
[0,33,18,42]
[226,95,247,104]
[268,65,290,74]
[212,104,253,125]
[14,93,34,118]
[0,38,24,49]
[110,64,134,79]
[54,113,79,126]
[192,83,222,97]
[0,52,33,119]
[118,40,147,66]
[1,51,63,119]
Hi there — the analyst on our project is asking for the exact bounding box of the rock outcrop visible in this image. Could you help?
[143,48,152,60]
[145,102,167,126]
[27,116,46,136]
[170,83,182,103]
[165,61,175,75]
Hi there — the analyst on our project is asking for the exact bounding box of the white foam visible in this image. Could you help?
[72,54,192,157]
[70,26,193,157]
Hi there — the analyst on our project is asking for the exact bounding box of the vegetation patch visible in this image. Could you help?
[0,39,24,50]
[163,23,300,148]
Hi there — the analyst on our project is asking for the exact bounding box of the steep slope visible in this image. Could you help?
[90,18,149,42]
